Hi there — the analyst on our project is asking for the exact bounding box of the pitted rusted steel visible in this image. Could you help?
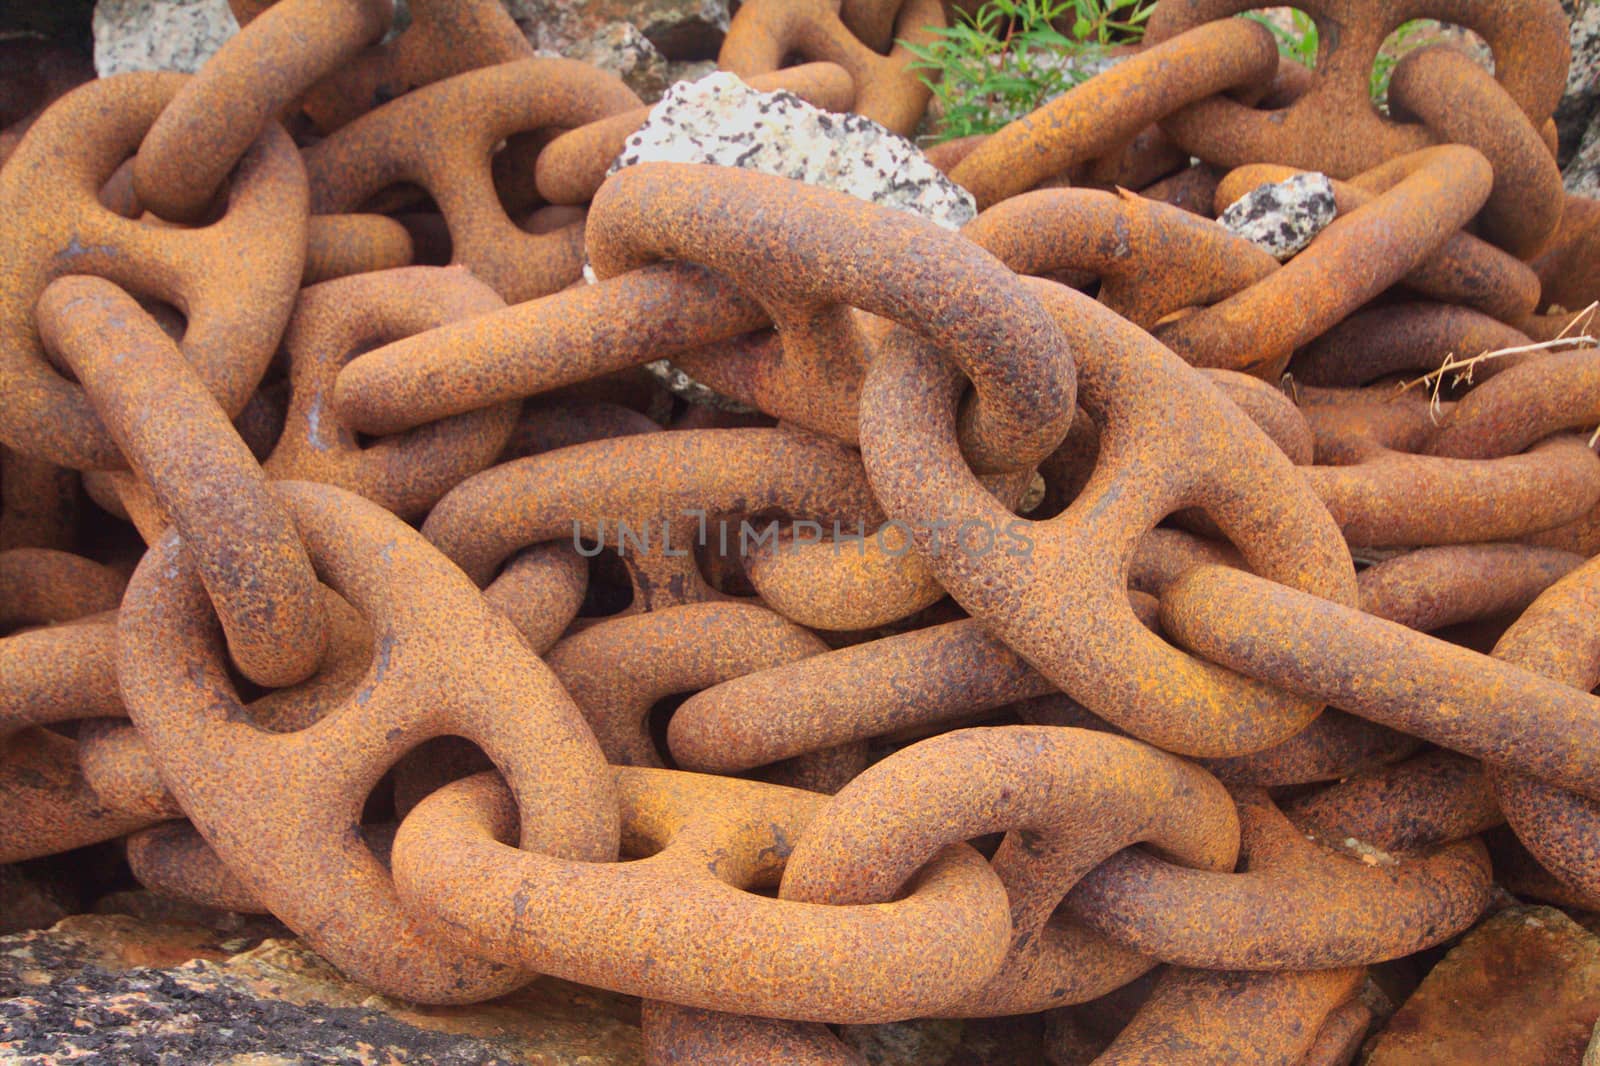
[858,277,1355,757]
[126,821,268,914]
[0,72,306,471]
[588,163,1076,471]
[1525,193,1600,340]
[134,0,390,223]
[264,267,516,519]
[0,37,93,169]
[1144,0,1570,178]
[331,261,765,438]
[0,551,150,862]
[1298,387,1600,547]
[1284,751,1501,856]
[117,481,619,1002]
[1156,146,1497,376]
[40,275,328,689]
[302,213,413,284]
[1062,788,1491,968]
[1214,161,1541,325]
[1425,349,1600,460]
[1160,564,1600,802]
[1200,709,1420,788]
[1357,540,1587,631]
[962,187,1277,331]
[229,0,532,133]
[74,581,379,852]
[535,63,858,207]
[1488,553,1600,904]
[0,446,80,551]
[717,0,943,136]
[1096,966,1366,1066]
[1137,161,1224,217]
[669,617,1053,775]
[946,20,1278,210]
[643,1001,862,1066]
[422,426,882,614]
[1386,45,1564,259]
[1291,303,1537,388]
[303,58,642,302]
[776,726,1238,1017]
[545,601,828,767]
[390,764,1013,1021]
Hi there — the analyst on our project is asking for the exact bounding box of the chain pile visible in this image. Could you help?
[3,0,1600,1061]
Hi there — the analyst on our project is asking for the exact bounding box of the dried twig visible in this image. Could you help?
[1397,316,1600,424]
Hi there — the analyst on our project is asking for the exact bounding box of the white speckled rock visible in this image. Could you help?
[92,0,237,76]
[596,71,975,407]
[1559,0,1600,166]
[608,71,976,229]
[1219,172,1337,261]
[1567,118,1600,198]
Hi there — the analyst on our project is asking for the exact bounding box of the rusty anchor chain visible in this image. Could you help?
[2,0,1599,1059]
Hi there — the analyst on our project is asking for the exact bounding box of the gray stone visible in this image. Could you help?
[1218,171,1338,261]
[91,0,236,76]
[554,22,671,103]
[607,71,976,230]
[1559,0,1600,166]
[1568,117,1600,199]
[596,70,976,409]
[506,0,727,61]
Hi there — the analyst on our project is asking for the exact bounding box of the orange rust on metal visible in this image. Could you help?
[1426,349,1600,460]
[127,821,268,914]
[534,63,858,206]
[962,187,1277,331]
[1291,303,1537,387]
[230,0,533,133]
[1216,161,1541,325]
[1063,788,1491,968]
[947,19,1279,210]
[1200,709,1421,788]
[1160,564,1600,801]
[588,163,1075,470]
[781,726,1237,1015]
[0,551,146,862]
[1159,146,1496,376]
[545,601,828,767]
[859,277,1354,757]
[1525,193,1600,339]
[1356,543,1586,631]
[135,0,390,222]
[390,764,1013,1021]
[1284,751,1501,855]
[40,275,329,689]
[332,263,764,437]
[0,73,306,471]
[303,58,642,302]
[0,446,80,551]
[302,214,413,284]
[1297,386,1600,547]
[423,426,881,614]
[1387,45,1564,259]
[1489,553,1600,904]
[718,0,943,135]
[117,481,619,1002]
[1095,966,1366,1066]
[1145,0,1570,178]
[264,267,516,518]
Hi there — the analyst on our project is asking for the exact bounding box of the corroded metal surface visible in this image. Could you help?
[2,3,1598,1059]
